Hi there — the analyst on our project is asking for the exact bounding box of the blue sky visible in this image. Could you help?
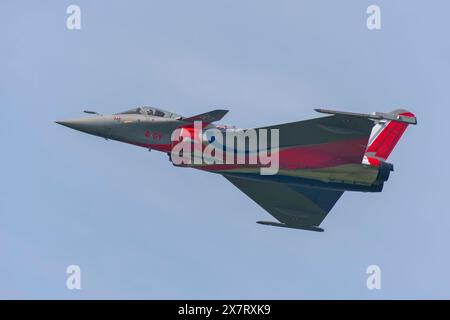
[1,0,449,299]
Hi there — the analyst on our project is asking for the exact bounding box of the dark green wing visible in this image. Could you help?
[258,114,374,148]
[224,174,343,231]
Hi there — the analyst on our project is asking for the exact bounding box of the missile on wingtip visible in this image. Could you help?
[314,108,417,125]
[256,221,324,232]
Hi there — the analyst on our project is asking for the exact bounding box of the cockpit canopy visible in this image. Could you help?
[116,106,182,119]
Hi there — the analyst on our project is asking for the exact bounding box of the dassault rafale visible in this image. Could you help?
[56,107,417,232]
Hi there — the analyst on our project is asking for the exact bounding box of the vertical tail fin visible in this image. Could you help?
[365,109,417,161]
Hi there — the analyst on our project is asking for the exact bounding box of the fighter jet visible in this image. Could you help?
[56,106,417,232]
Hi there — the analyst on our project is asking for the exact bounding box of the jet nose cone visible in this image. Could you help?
[55,118,109,137]
[55,120,76,128]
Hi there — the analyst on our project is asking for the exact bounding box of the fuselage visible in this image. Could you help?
[56,108,391,193]
[56,106,417,232]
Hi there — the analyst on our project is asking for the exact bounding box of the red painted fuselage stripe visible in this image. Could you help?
[192,136,369,171]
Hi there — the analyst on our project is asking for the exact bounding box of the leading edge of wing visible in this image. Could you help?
[252,113,375,168]
[257,113,374,149]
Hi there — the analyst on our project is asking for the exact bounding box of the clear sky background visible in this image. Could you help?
[1,0,449,299]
